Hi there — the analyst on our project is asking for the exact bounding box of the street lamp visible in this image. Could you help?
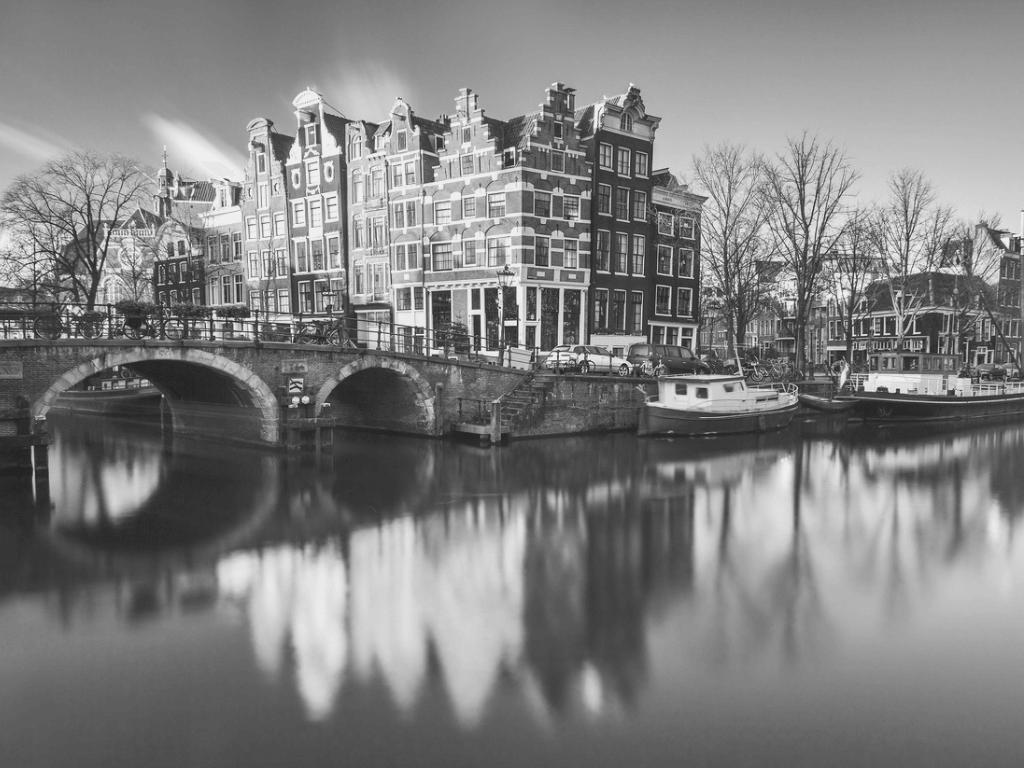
[319,286,336,316]
[496,265,516,366]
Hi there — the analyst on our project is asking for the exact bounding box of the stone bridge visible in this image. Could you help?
[0,338,525,452]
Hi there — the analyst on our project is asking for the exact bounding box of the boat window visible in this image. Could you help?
[674,383,688,396]
[723,383,735,393]
[696,387,708,399]
[902,356,919,371]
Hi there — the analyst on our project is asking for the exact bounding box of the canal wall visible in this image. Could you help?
[517,377,656,438]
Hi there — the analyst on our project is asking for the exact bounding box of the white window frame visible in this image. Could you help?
[657,244,673,276]
[292,200,306,227]
[598,143,613,170]
[655,285,672,316]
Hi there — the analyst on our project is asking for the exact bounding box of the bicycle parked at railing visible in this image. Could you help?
[742,358,767,383]
[293,316,358,348]
[33,309,106,340]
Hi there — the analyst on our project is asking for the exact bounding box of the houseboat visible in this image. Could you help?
[50,368,162,418]
[638,374,800,437]
[852,369,1024,423]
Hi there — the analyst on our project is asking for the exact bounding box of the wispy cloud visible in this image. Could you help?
[0,122,68,161]
[142,114,246,181]
[317,64,416,121]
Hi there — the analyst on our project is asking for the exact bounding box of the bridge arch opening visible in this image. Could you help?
[35,349,280,445]
[318,357,436,435]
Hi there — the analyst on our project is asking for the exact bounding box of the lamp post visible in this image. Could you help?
[320,286,336,317]
[496,265,516,366]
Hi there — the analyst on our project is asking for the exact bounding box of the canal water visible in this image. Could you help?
[3,414,1024,767]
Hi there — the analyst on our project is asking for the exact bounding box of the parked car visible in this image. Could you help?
[976,362,1007,381]
[541,344,632,376]
[626,343,710,377]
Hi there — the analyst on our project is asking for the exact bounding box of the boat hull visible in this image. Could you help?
[853,390,1024,423]
[49,386,163,418]
[639,400,798,437]
[798,394,858,414]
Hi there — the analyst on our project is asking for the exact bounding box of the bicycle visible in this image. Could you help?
[294,317,358,348]
[742,358,767,383]
[638,357,668,378]
[120,312,180,341]
[33,310,106,340]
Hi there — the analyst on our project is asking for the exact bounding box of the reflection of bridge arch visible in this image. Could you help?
[41,456,282,578]
[317,356,436,435]
[33,348,280,443]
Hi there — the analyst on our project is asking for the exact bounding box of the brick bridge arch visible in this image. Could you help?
[315,355,437,434]
[33,347,281,443]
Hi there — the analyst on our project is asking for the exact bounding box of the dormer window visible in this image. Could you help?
[435,136,446,152]
[620,112,633,132]
[305,123,318,146]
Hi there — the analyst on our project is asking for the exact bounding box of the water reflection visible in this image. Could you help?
[4,421,1024,764]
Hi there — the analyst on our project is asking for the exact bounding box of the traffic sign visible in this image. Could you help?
[287,377,304,394]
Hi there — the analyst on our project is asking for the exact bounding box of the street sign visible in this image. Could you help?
[287,377,304,394]
[281,361,308,374]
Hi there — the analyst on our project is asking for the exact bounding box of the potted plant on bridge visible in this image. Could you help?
[114,299,156,331]
[169,303,211,340]
[215,304,251,341]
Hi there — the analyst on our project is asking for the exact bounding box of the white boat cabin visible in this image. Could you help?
[655,374,791,411]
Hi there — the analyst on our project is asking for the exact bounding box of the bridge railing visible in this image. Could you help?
[0,301,543,369]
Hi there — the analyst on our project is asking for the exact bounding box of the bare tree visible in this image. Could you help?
[0,151,152,309]
[826,207,879,363]
[763,133,859,373]
[692,143,773,358]
[870,169,955,359]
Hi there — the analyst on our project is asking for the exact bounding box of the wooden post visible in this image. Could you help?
[490,399,501,445]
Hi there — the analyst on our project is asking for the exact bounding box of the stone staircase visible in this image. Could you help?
[496,370,557,433]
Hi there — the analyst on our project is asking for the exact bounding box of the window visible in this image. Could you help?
[256,153,266,174]
[370,217,384,246]
[551,151,564,172]
[353,268,364,295]
[462,195,477,219]
[406,201,417,227]
[535,236,549,267]
[246,217,257,240]
[461,154,474,175]
[434,201,452,225]
[594,289,609,329]
[677,288,693,317]
[611,290,626,330]
[635,151,649,177]
[392,164,403,189]
[633,190,647,220]
[395,130,407,151]
[405,162,415,185]
[486,236,509,266]
[553,122,563,140]
[463,240,477,267]
[620,113,633,132]
[597,184,611,216]
[487,193,506,218]
[432,243,453,271]
[657,244,673,275]
[305,159,320,188]
[325,195,338,222]
[350,135,363,160]
[393,203,405,228]
[679,216,695,239]
[614,233,628,273]
[259,214,271,239]
[220,234,231,263]
[305,123,318,146]
[311,239,325,270]
[564,195,580,220]
[295,241,307,272]
[232,232,242,260]
[277,247,288,274]
[207,236,217,263]
[273,211,285,237]
[595,230,610,271]
[370,167,383,197]
[309,199,323,229]
[535,192,551,218]
[657,212,673,236]
[353,172,363,202]
[632,235,645,275]
[261,250,272,278]
[462,127,472,144]
[352,216,363,248]
[617,147,631,176]
[257,183,268,208]
[324,162,334,183]
[599,143,613,169]
[292,201,306,227]
[656,286,671,315]
[414,286,424,310]
[299,281,313,312]
[678,248,694,278]
[397,287,412,311]
[234,274,244,303]
[630,292,644,333]
[615,188,629,220]
[564,239,578,269]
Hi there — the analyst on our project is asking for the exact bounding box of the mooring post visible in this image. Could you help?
[490,398,501,445]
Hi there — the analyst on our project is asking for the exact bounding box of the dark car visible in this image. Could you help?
[976,362,1007,381]
[626,343,710,377]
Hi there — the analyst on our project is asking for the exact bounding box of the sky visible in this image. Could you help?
[1,0,1022,230]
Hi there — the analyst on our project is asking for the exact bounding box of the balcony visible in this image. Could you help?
[364,196,386,211]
